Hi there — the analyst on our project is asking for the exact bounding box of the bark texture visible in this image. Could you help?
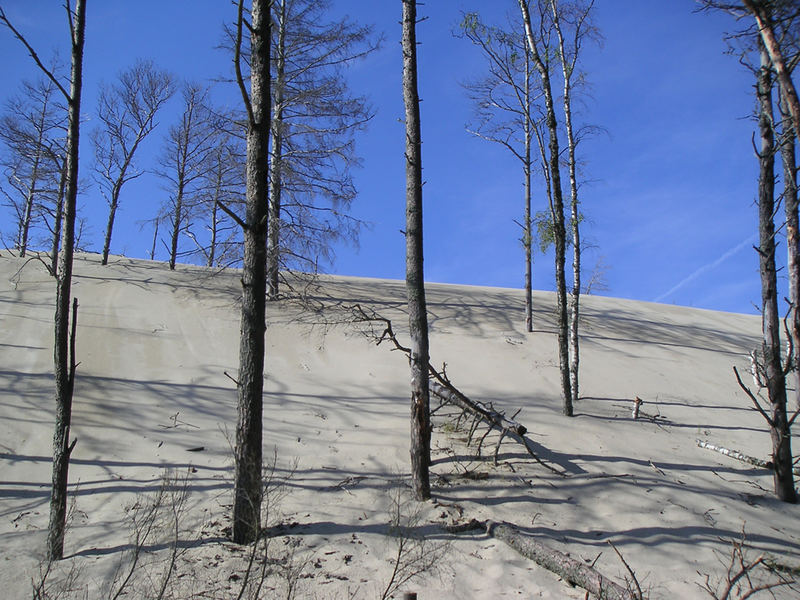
[518,0,572,415]
[233,0,271,544]
[780,88,800,411]
[402,0,431,501]
[756,40,796,503]
[267,0,287,301]
[47,0,87,561]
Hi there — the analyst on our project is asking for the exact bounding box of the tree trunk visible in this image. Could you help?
[523,40,533,334]
[232,0,271,544]
[551,0,582,410]
[169,184,183,271]
[518,0,572,416]
[402,0,431,501]
[267,0,287,302]
[47,0,86,561]
[756,40,796,503]
[101,183,120,265]
[781,88,800,412]
[50,160,66,275]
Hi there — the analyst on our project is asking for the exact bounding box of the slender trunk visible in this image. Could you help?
[552,0,582,409]
[50,159,66,275]
[402,0,431,501]
[169,185,183,270]
[232,0,271,544]
[47,0,86,561]
[149,219,158,261]
[209,181,221,267]
[523,40,533,334]
[267,0,286,301]
[781,88,800,412]
[101,183,120,265]
[518,0,572,415]
[756,41,796,503]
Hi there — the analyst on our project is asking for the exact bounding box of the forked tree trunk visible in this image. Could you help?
[267,0,287,301]
[551,0,583,410]
[518,0,572,415]
[402,0,431,501]
[232,0,271,544]
[47,0,87,561]
[756,40,796,503]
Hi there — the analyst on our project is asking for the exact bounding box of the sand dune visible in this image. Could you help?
[1,253,797,598]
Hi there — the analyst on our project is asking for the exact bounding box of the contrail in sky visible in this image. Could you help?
[653,234,757,303]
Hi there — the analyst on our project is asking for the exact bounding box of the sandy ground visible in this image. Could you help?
[1,252,798,599]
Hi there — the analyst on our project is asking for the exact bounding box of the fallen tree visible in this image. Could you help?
[349,303,565,476]
[444,519,640,600]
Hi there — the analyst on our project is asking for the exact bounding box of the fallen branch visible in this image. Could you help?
[348,303,565,476]
[444,519,638,600]
[696,439,800,476]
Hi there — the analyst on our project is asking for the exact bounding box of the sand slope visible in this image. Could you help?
[1,253,798,598]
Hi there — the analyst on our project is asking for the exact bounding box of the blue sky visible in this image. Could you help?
[0,1,775,314]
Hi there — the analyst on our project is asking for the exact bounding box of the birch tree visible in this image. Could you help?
[1,0,88,559]
[458,13,538,333]
[93,59,174,265]
[550,0,597,410]
[402,0,432,501]
[518,0,573,415]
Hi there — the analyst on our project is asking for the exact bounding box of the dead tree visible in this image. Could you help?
[0,74,65,257]
[446,520,638,600]
[232,0,271,544]
[402,0,432,501]
[518,0,573,416]
[1,0,88,560]
[732,38,798,503]
[156,82,219,270]
[93,59,174,265]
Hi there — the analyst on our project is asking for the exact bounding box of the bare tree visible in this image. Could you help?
[92,59,174,265]
[265,0,377,299]
[156,82,220,270]
[402,0,431,501]
[0,75,65,257]
[1,0,88,560]
[458,13,539,333]
[190,126,245,267]
[231,0,271,544]
[518,0,573,415]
